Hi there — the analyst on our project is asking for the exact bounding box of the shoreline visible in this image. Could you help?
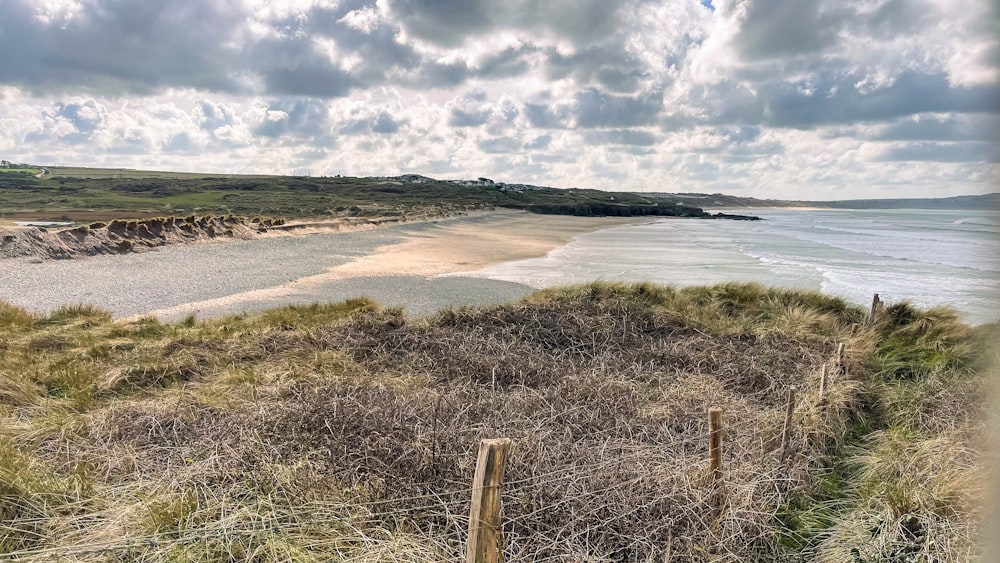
[83,210,650,321]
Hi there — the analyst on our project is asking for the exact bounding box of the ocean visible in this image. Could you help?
[464,208,1000,325]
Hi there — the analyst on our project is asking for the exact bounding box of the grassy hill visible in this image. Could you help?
[0,283,992,560]
[0,168,725,222]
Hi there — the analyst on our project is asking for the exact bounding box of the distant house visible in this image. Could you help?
[398,174,429,184]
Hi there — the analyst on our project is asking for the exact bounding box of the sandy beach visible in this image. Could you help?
[132,210,648,320]
[323,210,649,277]
[0,209,630,321]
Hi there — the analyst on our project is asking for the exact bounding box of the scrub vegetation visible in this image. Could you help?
[0,283,993,561]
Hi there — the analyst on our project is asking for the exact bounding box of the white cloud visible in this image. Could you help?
[338,6,384,33]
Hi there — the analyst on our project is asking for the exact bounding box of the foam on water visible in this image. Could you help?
[466,208,1000,325]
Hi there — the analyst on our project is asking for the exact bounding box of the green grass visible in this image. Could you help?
[0,283,991,560]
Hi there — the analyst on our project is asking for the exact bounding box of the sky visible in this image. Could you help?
[1,0,998,199]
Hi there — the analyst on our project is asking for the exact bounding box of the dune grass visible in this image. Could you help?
[0,282,993,561]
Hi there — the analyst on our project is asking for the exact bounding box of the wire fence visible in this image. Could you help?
[0,408,835,561]
[1,332,854,562]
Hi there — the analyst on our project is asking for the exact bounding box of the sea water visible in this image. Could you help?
[465,208,1000,325]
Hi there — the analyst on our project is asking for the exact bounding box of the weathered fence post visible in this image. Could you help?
[869,293,881,324]
[708,407,723,482]
[818,364,829,404]
[835,343,846,376]
[466,438,511,563]
[780,387,797,461]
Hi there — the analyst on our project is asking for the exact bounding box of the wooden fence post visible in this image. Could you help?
[869,293,881,324]
[780,387,797,461]
[466,438,511,563]
[818,364,828,404]
[708,407,723,482]
[835,343,846,376]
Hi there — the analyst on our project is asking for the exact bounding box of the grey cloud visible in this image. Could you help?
[0,0,402,98]
[447,88,493,127]
[198,101,237,131]
[0,0,245,95]
[477,136,522,153]
[474,46,534,79]
[263,64,356,98]
[686,126,783,160]
[404,47,536,89]
[573,88,663,128]
[583,129,658,146]
[535,0,623,44]
[876,142,1000,162]
[523,102,572,129]
[409,60,470,88]
[387,0,626,47]
[872,116,1000,142]
[735,0,848,60]
[865,0,933,38]
[386,0,492,47]
[762,72,1000,128]
[449,108,491,127]
[254,99,332,139]
[339,110,405,136]
[299,5,423,84]
[371,111,403,134]
[2,0,647,100]
[546,46,646,93]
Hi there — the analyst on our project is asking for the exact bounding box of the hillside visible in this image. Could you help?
[0,168,759,222]
[0,283,992,560]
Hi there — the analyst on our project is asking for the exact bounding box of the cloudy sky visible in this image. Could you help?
[1,0,997,199]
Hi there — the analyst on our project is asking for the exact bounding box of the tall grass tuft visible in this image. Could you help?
[44,304,113,325]
[0,301,35,332]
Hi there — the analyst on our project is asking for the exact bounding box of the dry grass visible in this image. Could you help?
[0,282,992,561]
